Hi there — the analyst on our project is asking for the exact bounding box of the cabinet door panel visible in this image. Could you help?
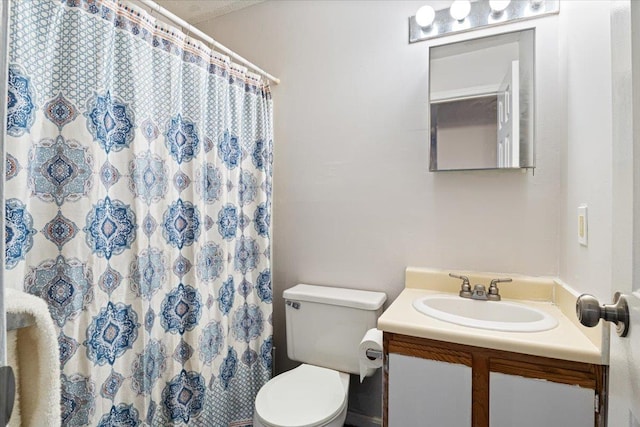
[490,372,594,427]
[388,353,472,426]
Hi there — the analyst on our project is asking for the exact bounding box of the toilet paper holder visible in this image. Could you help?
[365,349,383,360]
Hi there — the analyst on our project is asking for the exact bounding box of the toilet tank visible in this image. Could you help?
[283,284,387,375]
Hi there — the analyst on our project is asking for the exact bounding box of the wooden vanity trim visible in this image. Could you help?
[383,333,390,427]
[490,357,599,388]
[386,333,472,366]
[384,332,608,427]
[472,354,490,426]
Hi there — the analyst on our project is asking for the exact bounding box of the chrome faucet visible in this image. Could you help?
[471,284,488,300]
[449,273,512,301]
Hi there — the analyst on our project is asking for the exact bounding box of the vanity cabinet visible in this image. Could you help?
[490,372,594,427]
[383,333,607,427]
[388,353,471,425]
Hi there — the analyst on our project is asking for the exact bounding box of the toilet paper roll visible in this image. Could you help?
[358,328,383,383]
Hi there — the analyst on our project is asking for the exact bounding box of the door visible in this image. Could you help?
[497,60,519,168]
[607,1,640,426]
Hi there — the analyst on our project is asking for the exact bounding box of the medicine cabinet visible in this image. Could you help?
[429,29,535,171]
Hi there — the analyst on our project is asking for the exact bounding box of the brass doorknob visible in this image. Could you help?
[576,292,630,337]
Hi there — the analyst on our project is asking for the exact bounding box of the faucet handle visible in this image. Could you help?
[489,278,512,289]
[449,273,470,284]
[488,278,512,301]
[450,273,472,298]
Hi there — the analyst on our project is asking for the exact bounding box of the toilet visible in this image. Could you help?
[253,284,387,427]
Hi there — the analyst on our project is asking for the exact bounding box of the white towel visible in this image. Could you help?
[7,330,21,426]
[6,289,61,427]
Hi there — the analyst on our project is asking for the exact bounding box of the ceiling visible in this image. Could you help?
[154,0,264,25]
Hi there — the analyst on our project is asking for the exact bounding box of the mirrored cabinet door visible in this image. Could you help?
[429,29,535,171]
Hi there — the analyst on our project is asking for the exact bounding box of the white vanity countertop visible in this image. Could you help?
[378,267,606,365]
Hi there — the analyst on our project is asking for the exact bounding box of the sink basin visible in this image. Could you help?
[412,294,558,332]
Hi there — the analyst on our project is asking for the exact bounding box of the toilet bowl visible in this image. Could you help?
[253,284,387,427]
[253,364,350,427]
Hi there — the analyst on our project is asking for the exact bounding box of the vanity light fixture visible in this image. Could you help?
[450,0,471,21]
[530,0,545,9]
[409,0,559,43]
[415,5,436,28]
[489,0,511,14]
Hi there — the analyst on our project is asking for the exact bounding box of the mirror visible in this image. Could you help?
[429,29,535,171]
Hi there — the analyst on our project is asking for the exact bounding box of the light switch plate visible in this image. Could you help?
[578,205,588,246]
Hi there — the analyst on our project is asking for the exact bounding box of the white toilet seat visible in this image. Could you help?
[254,364,349,427]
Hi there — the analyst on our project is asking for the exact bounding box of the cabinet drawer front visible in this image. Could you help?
[490,372,595,427]
[388,353,472,426]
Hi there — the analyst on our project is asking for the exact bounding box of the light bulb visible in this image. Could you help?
[530,0,544,9]
[450,0,471,21]
[489,0,511,13]
[415,5,436,28]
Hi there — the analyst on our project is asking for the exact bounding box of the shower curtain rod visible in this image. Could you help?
[138,0,280,85]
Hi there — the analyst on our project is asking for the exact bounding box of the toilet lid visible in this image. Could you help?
[255,364,347,427]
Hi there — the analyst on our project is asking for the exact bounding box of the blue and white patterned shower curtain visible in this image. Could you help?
[5,0,273,425]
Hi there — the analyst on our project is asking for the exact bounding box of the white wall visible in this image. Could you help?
[196,1,621,420]
[430,42,519,94]
[558,1,613,301]
[437,122,498,169]
[199,1,564,421]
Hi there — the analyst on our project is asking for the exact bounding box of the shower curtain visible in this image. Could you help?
[5,0,273,425]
